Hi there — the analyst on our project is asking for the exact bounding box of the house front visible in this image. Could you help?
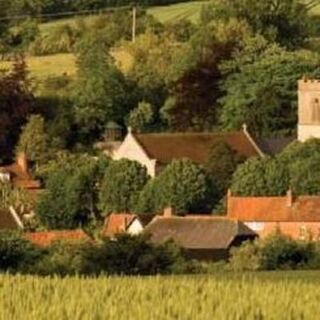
[227,190,320,240]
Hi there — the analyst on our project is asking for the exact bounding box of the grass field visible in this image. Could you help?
[1,272,320,319]
[39,1,208,35]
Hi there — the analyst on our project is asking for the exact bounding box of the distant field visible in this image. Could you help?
[1,272,320,319]
[0,53,76,84]
[148,1,208,23]
[39,1,208,35]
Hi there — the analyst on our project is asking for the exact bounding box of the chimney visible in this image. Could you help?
[16,152,28,173]
[163,207,174,218]
[286,189,293,207]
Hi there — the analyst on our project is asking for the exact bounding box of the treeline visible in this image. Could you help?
[0,0,193,17]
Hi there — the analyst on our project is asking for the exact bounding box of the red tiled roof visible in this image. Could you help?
[134,131,261,164]
[102,213,137,237]
[24,230,90,247]
[228,195,320,222]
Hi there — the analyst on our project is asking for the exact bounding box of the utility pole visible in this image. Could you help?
[132,2,136,43]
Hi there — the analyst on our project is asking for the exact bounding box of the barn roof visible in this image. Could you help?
[144,216,256,249]
[134,129,262,165]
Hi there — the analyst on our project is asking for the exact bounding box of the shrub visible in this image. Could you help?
[82,234,188,275]
[33,240,91,276]
[228,240,262,271]
[0,231,42,272]
[228,233,315,271]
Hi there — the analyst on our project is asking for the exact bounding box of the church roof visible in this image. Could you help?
[134,130,262,164]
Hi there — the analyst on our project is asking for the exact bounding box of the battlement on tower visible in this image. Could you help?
[298,78,320,91]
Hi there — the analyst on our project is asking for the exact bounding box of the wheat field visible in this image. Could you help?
[1,272,320,320]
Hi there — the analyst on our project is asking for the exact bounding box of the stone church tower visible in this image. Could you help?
[298,78,320,142]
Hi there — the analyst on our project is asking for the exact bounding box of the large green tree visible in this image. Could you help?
[99,159,150,214]
[219,37,320,135]
[231,157,289,196]
[163,19,250,131]
[37,154,108,229]
[73,34,129,143]
[136,159,215,215]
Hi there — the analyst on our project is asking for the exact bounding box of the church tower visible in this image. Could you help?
[298,78,320,142]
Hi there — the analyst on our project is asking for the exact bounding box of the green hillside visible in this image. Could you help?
[40,1,208,35]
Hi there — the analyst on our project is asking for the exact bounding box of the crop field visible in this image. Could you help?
[1,272,320,320]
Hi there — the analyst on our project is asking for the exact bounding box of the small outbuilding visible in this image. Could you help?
[143,216,257,261]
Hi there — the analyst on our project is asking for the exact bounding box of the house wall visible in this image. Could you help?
[127,219,144,235]
[113,132,157,177]
[244,222,320,240]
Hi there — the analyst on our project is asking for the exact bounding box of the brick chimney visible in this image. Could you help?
[16,152,28,173]
[286,189,293,207]
[163,207,174,218]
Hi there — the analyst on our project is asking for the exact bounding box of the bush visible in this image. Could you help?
[0,231,42,272]
[229,233,315,271]
[82,234,188,275]
[33,240,91,276]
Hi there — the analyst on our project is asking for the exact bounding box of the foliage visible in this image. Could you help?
[164,19,250,131]
[0,231,42,272]
[231,157,289,196]
[0,56,35,161]
[16,115,48,167]
[73,34,129,143]
[33,240,89,276]
[0,181,35,215]
[127,101,154,133]
[83,234,188,275]
[137,159,214,215]
[202,0,312,48]
[99,159,149,215]
[231,139,320,197]
[205,141,244,199]
[219,39,320,135]
[229,233,315,271]
[36,154,108,229]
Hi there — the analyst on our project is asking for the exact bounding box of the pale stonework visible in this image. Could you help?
[298,79,320,141]
[113,131,157,177]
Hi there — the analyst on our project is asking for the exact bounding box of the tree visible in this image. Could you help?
[36,154,107,229]
[202,0,313,48]
[231,157,289,196]
[99,159,150,214]
[163,19,251,131]
[138,159,215,215]
[205,141,245,199]
[16,114,48,168]
[73,34,129,143]
[219,39,320,136]
[277,139,320,195]
[0,56,35,161]
[127,101,154,133]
